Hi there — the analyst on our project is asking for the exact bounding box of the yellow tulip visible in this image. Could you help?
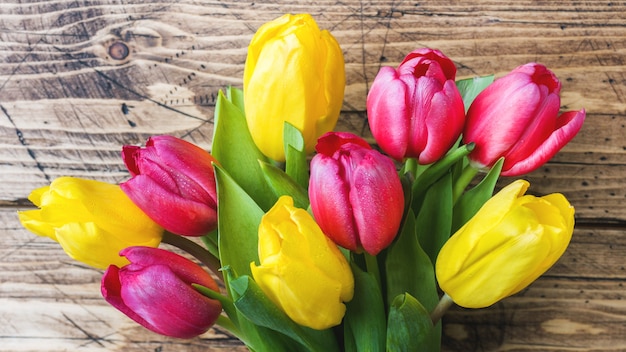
[250,196,354,330]
[18,177,163,269]
[243,13,345,161]
[435,180,574,308]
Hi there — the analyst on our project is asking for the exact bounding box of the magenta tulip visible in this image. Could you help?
[463,63,586,176]
[366,48,465,163]
[102,246,222,339]
[120,135,218,236]
[309,132,404,255]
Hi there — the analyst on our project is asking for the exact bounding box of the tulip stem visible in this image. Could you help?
[364,252,381,289]
[216,314,243,339]
[162,232,223,282]
[403,157,419,178]
[430,293,455,325]
[452,165,478,203]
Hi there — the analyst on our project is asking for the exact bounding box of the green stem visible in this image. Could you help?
[216,314,243,339]
[430,293,455,325]
[364,252,381,289]
[412,143,475,198]
[452,164,478,204]
[403,157,419,179]
[162,231,223,282]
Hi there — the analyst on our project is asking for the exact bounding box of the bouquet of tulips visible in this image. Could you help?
[18,14,586,351]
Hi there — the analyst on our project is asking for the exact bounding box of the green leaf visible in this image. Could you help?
[343,263,386,352]
[212,90,276,211]
[226,86,245,112]
[200,229,219,260]
[230,275,340,352]
[258,160,309,209]
[386,293,436,352]
[452,157,503,233]
[416,172,453,265]
[385,209,441,350]
[283,122,309,190]
[193,282,239,328]
[456,75,495,112]
[215,165,263,288]
[412,143,474,214]
[385,210,439,312]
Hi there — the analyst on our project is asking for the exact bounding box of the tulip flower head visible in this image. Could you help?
[17,177,162,269]
[121,135,218,237]
[243,13,345,161]
[463,63,586,176]
[250,196,354,330]
[102,246,222,339]
[436,180,575,308]
[367,48,465,163]
[309,132,404,255]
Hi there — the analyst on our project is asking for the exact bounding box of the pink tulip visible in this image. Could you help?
[463,63,586,176]
[366,48,465,163]
[101,246,222,339]
[309,132,404,255]
[121,135,218,236]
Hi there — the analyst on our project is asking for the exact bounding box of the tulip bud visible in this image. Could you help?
[102,246,222,339]
[436,180,574,308]
[367,48,465,163]
[120,135,218,237]
[17,177,162,269]
[243,13,345,161]
[250,196,354,330]
[309,132,404,255]
[463,63,586,176]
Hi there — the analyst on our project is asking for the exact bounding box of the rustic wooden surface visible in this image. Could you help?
[1,1,624,351]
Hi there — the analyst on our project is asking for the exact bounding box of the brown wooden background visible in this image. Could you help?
[1,1,624,351]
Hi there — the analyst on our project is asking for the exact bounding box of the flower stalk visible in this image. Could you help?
[162,231,223,282]
[430,293,454,326]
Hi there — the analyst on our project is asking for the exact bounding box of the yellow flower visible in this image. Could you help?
[18,177,163,269]
[435,180,574,308]
[243,13,345,161]
[250,196,354,330]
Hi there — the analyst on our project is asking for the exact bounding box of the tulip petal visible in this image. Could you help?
[18,210,57,240]
[102,248,221,339]
[102,265,150,328]
[367,67,410,161]
[502,109,586,176]
[436,180,574,308]
[120,247,220,291]
[252,259,348,330]
[55,223,131,269]
[121,175,217,236]
[350,153,405,255]
[18,177,163,269]
[252,196,354,330]
[464,76,544,167]
[244,14,344,161]
[417,80,465,164]
[121,265,219,338]
[309,155,358,251]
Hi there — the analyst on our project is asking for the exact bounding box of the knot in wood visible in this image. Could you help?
[108,42,130,60]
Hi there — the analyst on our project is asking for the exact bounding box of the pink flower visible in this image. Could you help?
[367,48,465,163]
[463,63,586,176]
[309,132,404,255]
[101,247,222,339]
[120,135,218,236]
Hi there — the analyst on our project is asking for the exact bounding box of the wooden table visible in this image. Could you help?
[1,1,623,351]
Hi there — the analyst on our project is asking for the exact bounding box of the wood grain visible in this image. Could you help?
[2,0,626,351]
